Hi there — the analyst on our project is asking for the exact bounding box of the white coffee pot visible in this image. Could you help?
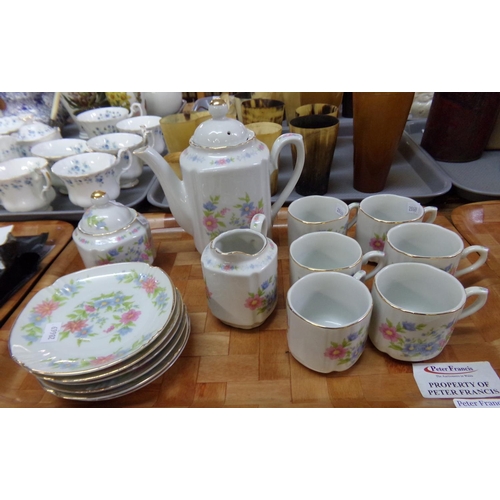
[134,98,305,253]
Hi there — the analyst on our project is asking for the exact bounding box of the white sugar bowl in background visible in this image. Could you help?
[116,115,166,154]
[142,92,183,117]
[76,104,142,138]
[14,121,62,156]
[31,138,91,194]
[0,157,56,212]
[51,152,131,208]
[73,190,155,268]
[87,132,145,188]
[201,214,278,330]
[0,135,21,162]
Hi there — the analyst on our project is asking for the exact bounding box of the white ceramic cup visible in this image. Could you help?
[0,135,21,162]
[385,222,489,277]
[76,104,142,138]
[31,138,91,194]
[116,115,166,155]
[286,271,373,373]
[52,152,131,208]
[351,194,438,254]
[87,132,145,188]
[289,231,385,285]
[368,262,489,362]
[0,157,56,212]
[287,195,359,246]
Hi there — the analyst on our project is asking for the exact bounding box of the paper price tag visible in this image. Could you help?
[407,203,419,215]
[40,322,62,343]
[336,205,345,217]
[413,362,500,399]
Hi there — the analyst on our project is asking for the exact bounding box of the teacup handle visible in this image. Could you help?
[37,167,52,194]
[455,245,489,278]
[270,133,305,221]
[129,102,144,117]
[422,206,438,224]
[346,202,360,231]
[459,286,489,320]
[361,250,385,280]
[250,214,268,235]
[116,148,132,177]
[142,128,155,148]
[353,270,367,282]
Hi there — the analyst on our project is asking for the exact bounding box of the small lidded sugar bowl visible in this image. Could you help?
[73,190,155,268]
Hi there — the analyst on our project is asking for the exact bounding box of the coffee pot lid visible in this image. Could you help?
[78,191,135,235]
[190,98,254,149]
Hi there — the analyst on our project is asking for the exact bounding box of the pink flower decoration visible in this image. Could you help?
[84,305,96,313]
[141,277,158,294]
[379,323,400,341]
[244,295,263,310]
[248,207,264,220]
[90,355,115,366]
[104,325,115,333]
[203,215,219,231]
[121,309,141,324]
[324,345,348,360]
[369,237,385,251]
[63,319,88,333]
[34,300,60,317]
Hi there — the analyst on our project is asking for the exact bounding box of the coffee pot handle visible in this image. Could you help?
[270,133,305,221]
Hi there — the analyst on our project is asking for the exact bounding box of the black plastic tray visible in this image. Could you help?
[148,118,452,209]
[406,120,500,202]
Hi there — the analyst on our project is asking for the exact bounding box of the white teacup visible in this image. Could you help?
[87,133,145,188]
[14,121,62,156]
[287,271,373,373]
[289,231,385,285]
[0,135,21,162]
[0,157,56,212]
[52,152,131,208]
[31,138,91,194]
[351,194,437,254]
[76,104,142,138]
[385,222,489,278]
[287,195,359,246]
[116,115,166,154]
[369,262,488,362]
[0,115,25,135]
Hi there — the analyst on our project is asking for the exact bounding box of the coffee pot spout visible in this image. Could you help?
[133,145,194,236]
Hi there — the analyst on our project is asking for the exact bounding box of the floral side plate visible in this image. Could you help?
[39,315,190,402]
[9,262,175,376]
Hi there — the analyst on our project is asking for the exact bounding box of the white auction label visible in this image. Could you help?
[453,399,500,408]
[40,322,62,343]
[412,362,500,399]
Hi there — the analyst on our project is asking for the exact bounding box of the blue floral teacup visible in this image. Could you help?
[76,104,142,138]
[369,262,488,362]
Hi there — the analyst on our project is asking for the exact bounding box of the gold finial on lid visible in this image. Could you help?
[91,190,106,200]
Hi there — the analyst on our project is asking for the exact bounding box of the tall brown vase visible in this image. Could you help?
[352,92,414,193]
[420,92,500,162]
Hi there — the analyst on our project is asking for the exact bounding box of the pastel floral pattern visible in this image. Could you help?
[379,318,455,358]
[324,327,367,366]
[202,192,264,240]
[243,275,277,315]
[95,234,154,266]
[369,232,387,251]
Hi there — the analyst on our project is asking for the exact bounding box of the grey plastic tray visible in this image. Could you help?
[0,166,156,222]
[147,118,452,209]
[406,120,500,202]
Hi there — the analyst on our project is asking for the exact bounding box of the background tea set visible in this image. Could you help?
[2,91,497,400]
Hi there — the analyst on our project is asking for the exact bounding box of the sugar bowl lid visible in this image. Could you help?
[190,98,254,149]
[78,190,135,235]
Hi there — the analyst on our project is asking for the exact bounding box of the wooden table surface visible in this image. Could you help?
[1,207,499,408]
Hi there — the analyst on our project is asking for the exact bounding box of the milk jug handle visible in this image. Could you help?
[270,133,305,221]
[250,214,268,235]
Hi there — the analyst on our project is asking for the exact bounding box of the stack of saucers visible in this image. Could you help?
[9,262,190,402]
